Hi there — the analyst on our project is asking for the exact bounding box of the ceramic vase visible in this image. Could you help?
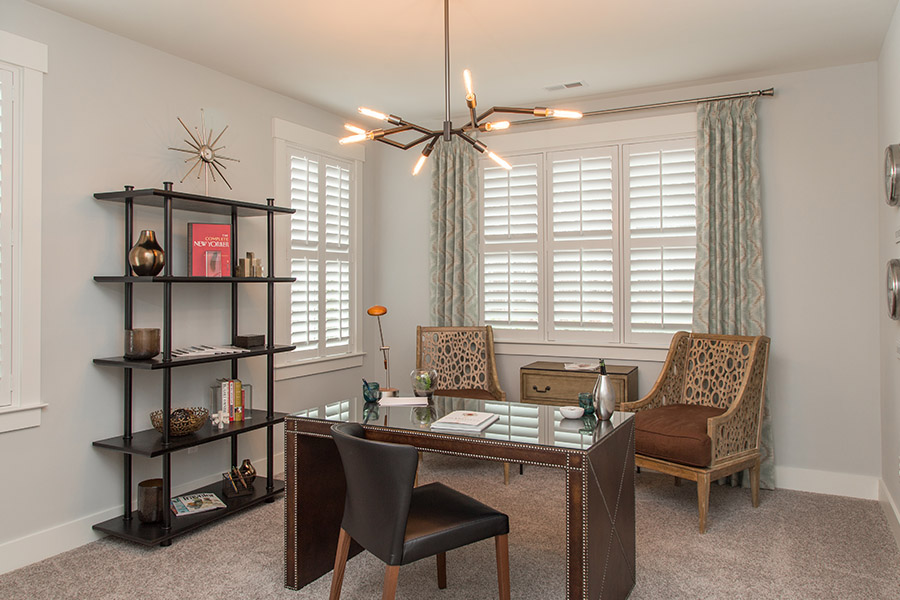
[128,229,165,276]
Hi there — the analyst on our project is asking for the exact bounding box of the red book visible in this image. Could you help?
[187,223,231,277]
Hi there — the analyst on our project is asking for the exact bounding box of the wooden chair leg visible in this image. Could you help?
[519,463,524,475]
[415,451,422,487]
[503,462,510,485]
[697,473,710,534]
[495,534,510,600]
[382,565,400,600]
[436,552,447,589]
[750,459,761,508]
[329,528,352,600]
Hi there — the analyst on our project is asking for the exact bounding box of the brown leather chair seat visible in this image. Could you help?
[634,404,726,468]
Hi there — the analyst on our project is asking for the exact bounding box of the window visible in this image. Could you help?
[480,120,696,351]
[273,119,363,378]
[0,31,46,432]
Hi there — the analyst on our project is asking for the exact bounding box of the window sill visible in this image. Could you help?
[0,403,47,434]
[275,352,365,381]
[493,341,668,363]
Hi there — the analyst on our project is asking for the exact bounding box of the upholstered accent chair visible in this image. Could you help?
[621,331,771,533]
[329,423,511,600]
[416,325,506,402]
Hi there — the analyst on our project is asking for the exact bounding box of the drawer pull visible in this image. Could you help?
[532,385,551,393]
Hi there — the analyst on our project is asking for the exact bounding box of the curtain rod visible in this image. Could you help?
[508,87,775,128]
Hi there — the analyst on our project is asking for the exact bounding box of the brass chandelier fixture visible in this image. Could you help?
[340,0,583,175]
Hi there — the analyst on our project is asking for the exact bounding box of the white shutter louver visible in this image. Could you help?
[628,147,696,238]
[290,258,319,350]
[483,251,539,330]
[483,164,539,239]
[629,246,695,332]
[325,163,350,248]
[552,249,614,332]
[325,259,350,347]
[552,155,614,240]
[290,156,319,248]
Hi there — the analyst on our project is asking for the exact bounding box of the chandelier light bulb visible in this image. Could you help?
[412,154,429,176]
[547,108,583,119]
[359,107,388,121]
[488,151,512,170]
[483,121,510,132]
[344,123,366,135]
[463,69,474,96]
[339,133,367,145]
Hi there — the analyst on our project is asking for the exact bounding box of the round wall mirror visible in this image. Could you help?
[885,144,900,206]
[888,259,900,319]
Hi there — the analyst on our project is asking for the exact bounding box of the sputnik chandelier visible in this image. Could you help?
[340,0,583,175]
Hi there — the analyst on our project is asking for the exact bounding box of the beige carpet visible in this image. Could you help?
[2,454,899,599]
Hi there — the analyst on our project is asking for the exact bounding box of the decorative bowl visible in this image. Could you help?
[150,407,208,436]
[559,406,585,419]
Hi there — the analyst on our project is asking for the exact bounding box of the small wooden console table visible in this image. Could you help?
[520,361,638,407]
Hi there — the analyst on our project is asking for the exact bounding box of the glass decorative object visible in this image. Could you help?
[410,368,438,397]
[592,359,616,421]
[362,380,382,403]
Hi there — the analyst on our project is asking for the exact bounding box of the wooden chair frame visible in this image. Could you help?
[621,331,771,533]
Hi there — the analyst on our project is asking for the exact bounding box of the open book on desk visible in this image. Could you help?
[430,410,499,433]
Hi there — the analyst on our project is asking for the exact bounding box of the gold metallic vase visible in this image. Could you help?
[128,229,165,276]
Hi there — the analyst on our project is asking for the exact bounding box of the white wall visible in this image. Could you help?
[0,0,375,573]
[878,1,900,547]
[370,62,882,497]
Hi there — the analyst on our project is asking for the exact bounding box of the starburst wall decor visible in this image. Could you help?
[168,109,239,194]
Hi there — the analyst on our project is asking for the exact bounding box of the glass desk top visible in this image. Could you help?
[289,395,633,452]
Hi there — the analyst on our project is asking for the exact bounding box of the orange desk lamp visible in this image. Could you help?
[366,305,396,395]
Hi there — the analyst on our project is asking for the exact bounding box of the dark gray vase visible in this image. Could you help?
[128,229,165,276]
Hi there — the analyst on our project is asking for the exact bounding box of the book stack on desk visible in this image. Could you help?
[430,410,498,433]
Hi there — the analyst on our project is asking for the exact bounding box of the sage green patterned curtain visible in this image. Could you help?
[693,97,774,489]
[430,137,480,326]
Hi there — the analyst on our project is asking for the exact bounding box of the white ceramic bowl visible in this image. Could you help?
[559,406,584,419]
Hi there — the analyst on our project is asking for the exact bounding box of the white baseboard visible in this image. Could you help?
[0,453,284,576]
[878,479,900,551]
[775,465,879,499]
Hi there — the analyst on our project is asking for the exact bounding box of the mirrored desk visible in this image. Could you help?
[284,396,635,600]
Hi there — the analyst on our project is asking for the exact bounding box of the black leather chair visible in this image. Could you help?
[329,423,511,600]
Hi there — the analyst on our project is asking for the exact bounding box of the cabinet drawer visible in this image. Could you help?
[521,371,627,407]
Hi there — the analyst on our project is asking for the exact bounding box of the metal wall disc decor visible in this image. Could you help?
[887,259,900,319]
[885,144,900,206]
[168,108,240,195]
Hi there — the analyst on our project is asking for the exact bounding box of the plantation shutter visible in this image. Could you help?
[289,151,353,357]
[482,157,542,333]
[548,148,618,343]
[625,141,696,340]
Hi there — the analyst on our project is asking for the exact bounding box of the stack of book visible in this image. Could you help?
[430,410,499,433]
[211,378,249,423]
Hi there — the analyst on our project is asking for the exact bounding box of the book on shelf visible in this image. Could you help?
[430,410,499,432]
[170,492,226,516]
[211,378,246,423]
[187,222,232,276]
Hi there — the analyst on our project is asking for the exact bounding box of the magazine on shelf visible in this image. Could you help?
[170,492,226,516]
[187,223,232,276]
[170,345,249,358]
[430,410,499,432]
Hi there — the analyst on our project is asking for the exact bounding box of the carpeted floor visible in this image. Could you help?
[2,455,899,599]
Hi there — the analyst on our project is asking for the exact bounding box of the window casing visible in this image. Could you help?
[0,31,46,433]
[479,119,696,352]
[273,119,363,378]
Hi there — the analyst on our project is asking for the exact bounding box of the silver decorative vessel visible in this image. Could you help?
[592,359,616,421]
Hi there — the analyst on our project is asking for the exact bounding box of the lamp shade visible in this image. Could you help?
[367,305,388,316]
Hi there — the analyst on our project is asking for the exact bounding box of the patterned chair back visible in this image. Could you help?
[675,332,768,411]
[416,326,496,392]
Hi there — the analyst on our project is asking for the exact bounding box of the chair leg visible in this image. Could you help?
[674,476,681,487]
[495,534,510,600]
[750,459,761,508]
[382,565,400,600]
[329,528,352,600]
[519,463,524,475]
[503,462,510,485]
[697,473,710,534]
[415,451,422,487]
[436,552,447,589]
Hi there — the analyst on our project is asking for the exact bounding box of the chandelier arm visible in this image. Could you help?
[490,106,540,116]
[469,106,478,130]
[401,133,440,151]
[375,137,408,149]
[456,131,486,153]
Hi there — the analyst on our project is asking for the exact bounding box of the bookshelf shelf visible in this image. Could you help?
[91,183,294,546]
